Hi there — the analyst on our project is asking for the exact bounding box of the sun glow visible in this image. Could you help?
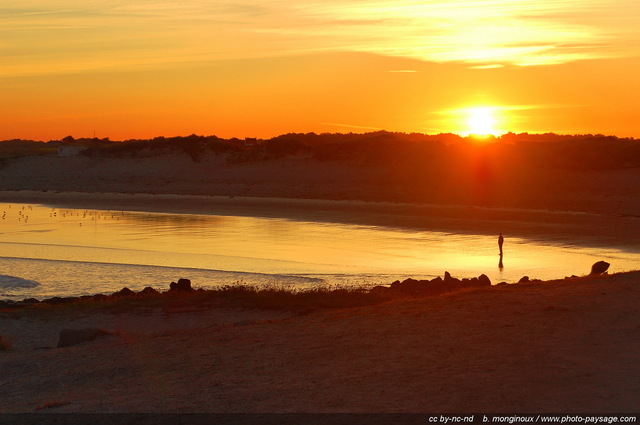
[466,107,498,136]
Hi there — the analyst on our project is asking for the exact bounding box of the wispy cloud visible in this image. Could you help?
[283,0,639,65]
[322,122,383,131]
[1,0,638,77]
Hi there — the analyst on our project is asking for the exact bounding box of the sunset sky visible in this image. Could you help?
[2,0,639,140]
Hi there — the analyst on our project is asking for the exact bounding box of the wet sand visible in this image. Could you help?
[1,271,639,413]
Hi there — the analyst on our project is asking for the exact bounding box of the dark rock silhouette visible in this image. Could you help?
[388,272,491,298]
[390,278,425,297]
[57,328,114,348]
[44,296,79,305]
[590,261,610,275]
[170,278,193,292]
[139,286,160,296]
[478,274,491,286]
[518,276,530,283]
[369,286,390,296]
[20,298,40,305]
[112,287,135,297]
[444,271,461,288]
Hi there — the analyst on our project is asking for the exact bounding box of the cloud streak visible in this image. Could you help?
[1,0,638,77]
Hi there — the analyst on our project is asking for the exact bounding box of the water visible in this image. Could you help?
[0,202,638,300]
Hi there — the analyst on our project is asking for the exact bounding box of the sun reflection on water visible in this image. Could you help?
[0,202,637,299]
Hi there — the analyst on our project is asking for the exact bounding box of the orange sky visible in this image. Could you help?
[1,1,639,140]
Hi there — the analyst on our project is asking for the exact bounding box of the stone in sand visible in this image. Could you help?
[590,261,610,275]
[57,328,114,348]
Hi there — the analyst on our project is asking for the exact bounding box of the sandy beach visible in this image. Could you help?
[1,271,639,413]
[0,148,638,414]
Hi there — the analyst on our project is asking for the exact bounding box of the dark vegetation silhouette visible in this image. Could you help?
[2,131,639,168]
[1,131,639,213]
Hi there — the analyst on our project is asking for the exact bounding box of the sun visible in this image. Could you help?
[466,107,497,136]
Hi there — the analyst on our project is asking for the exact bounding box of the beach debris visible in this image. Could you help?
[57,328,115,348]
[590,261,610,275]
[169,278,193,292]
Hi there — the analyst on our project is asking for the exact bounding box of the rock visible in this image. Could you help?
[477,274,491,286]
[369,286,390,297]
[112,287,135,298]
[139,286,159,296]
[389,273,492,298]
[20,298,40,305]
[389,278,437,297]
[430,276,444,285]
[590,261,610,275]
[518,276,530,283]
[43,297,78,305]
[170,278,193,292]
[444,271,461,288]
[428,276,447,294]
[390,278,422,296]
[57,328,114,348]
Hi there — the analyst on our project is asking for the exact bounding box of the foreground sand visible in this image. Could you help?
[1,271,639,413]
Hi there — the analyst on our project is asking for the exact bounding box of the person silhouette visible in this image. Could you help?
[498,233,504,269]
